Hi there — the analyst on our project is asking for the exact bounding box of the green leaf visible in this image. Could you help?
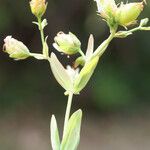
[61,109,82,150]
[73,56,99,94]
[50,53,72,91]
[50,115,61,150]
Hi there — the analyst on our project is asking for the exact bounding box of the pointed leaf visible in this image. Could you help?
[32,21,39,26]
[73,56,99,94]
[50,53,72,91]
[86,34,94,58]
[50,115,61,150]
[41,19,48,29]
[61,109,82,150]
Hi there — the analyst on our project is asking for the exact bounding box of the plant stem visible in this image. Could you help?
[38,17,45,52]
[92,29,116,59]
[63,92,73,137]
[30,53,46,60]
[127,27,140,33]
[79,49,85,58]
[114,25,150,38]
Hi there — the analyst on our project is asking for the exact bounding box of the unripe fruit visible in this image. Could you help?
[116,2,144,27]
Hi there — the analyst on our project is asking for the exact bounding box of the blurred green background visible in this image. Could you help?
[0,0,150,150]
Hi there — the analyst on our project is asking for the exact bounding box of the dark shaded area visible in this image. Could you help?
[0,0,150,149]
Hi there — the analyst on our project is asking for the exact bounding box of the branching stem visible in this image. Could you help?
[92,29,117,59]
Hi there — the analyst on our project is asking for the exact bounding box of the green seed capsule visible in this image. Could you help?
[3,36,30,60]
[95,0,117,26]
[53,32,81,55]
[116,2,144,27]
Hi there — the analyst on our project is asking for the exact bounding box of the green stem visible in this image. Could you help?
[128,27,140,33]
[114,26,142,38]
[63,92,73,137]
[92,29,116,59]
[79,49,85,58]
[30,53,46,60]
[140,26,150,30]
[127,25,150,32]
[38,17,45,51]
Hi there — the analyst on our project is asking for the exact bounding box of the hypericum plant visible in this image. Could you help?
[2,0,150,149]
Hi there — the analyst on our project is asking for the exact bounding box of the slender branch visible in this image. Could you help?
[63,92,73,137]
[114,27,140,38]
[92,29,116,59]
[114,26,150,39]
[79,49,85,58]
[30,53,46,60]
[126,27,140,33]
[38,17,45,51]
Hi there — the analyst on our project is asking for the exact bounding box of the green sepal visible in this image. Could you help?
[115,2,144,27]
[50,115,61,150]
[10,52,30,60]
[61,109,82,150]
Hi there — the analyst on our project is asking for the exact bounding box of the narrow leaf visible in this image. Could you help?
[50,115,61,150]
[50,53,72,91]
[32,21,39,26]
[86,34,94,58]
[61,109,82,150]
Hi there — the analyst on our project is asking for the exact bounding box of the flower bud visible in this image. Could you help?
[3,36,30,60]
[30,0,47,18]
[140,18,149,27]
[95,0,117,24]
[53,32,81,55]
[115,2,144,27]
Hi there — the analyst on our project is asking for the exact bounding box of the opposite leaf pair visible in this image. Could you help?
[51,110,82,150]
